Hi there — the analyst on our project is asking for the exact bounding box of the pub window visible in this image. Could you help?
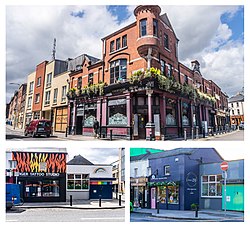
[77,77,82,89]
[122,35,127,47]
[153,19,158,37]
[184,75,188,84]
[108,99,127,126]
[167,64,173,77]
[83,103,97,127]
[110,40,115,53]
[160,59,166,75]
[182,102,190,126]
[140,18,147,37]
[88,73,94,85]
[168,185,179,204]
[164,165,170,176]
[116,37,121,50]
[110,59,127,84]
[164,33,169,50]
[166,99,177,126]
[67,173,90,190]
[201,175,222,197]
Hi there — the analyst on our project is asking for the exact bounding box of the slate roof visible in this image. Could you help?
[229,93,244,103]
[67,154,94,165]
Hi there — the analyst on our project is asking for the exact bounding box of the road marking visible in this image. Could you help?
[81,217,124,220]
[6,220,19,222]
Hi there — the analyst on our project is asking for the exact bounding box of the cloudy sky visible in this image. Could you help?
[6,4,244,102]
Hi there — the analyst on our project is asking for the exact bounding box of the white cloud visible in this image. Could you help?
[6,5,243,101]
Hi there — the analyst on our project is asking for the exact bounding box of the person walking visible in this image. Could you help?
[93,118,100,138]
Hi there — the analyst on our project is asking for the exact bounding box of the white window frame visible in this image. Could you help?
[44,91,51,105]
[201,174,222,198]
[61,86,67,102]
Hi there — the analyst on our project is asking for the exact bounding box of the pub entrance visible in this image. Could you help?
[138,113,148,139]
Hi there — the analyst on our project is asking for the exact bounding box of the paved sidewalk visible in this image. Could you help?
[15,199,125,210]
[6,124,241,141]
[132,208,244,221]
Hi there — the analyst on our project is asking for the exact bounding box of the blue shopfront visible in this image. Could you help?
[147,148,223,210]
[90,178,114,199]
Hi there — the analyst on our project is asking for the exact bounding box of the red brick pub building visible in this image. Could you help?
[67,5,228,140]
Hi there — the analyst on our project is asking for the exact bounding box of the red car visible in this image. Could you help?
[24,119,52,137]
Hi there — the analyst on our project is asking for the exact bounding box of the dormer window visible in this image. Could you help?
[76,65,82,71]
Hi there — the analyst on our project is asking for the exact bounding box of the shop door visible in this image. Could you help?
[138,114,147,139]
[76,116,83,135]
[151,187,156,209]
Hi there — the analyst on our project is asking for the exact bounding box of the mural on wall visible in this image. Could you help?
[12,152,66,173]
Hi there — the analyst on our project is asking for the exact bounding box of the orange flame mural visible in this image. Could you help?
[12,152,66,173]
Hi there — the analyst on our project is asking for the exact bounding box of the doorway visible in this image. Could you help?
[76,116,83,135]
[138,113,148,139]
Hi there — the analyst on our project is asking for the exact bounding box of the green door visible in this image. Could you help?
[222,184,244,211]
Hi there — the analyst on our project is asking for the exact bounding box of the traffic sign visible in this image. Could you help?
[220,161,228,171]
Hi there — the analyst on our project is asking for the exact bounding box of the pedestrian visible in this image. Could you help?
[93,118,100,138]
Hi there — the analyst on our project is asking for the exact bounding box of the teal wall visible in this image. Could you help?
[222,184,244,211]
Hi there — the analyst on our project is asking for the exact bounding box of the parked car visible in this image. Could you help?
[24,119,52,137]
[239,121,244,130]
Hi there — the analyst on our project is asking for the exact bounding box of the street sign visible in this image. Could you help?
[220,161,229,171]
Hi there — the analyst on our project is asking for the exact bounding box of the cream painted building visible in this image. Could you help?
[24,71,36,126]
[41,59,69,132]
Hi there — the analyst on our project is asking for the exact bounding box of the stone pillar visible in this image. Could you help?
[146,89,155,140]
[126,94,131,126]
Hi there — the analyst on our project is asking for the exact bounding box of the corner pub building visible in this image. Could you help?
[67,5,228,140]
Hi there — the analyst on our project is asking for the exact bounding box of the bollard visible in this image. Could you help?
[65,127,67,137]
[203,127,205,138]
[70,195,72,206]
[195,205,199,218]
[184,128,187,141]
[157,201,160,214]
[99,195,102,207]
[196,126,199,139]
[119,195,122,206]
[110,130,113,141]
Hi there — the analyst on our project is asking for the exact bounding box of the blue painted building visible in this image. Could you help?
[147,148,223,210]
[200,159,244,211]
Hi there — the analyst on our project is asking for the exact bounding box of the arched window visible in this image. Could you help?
[110,59,127,84]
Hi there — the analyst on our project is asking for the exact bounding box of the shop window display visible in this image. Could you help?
[24,180,60,197]
[158,186,166,203]
[167,185,179,204]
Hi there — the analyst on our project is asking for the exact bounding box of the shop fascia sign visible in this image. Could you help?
[19,172,60,177]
